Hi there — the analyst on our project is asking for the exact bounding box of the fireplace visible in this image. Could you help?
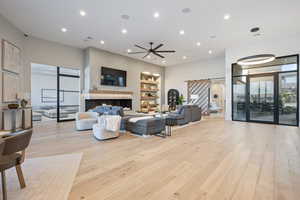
[85,99,132,111]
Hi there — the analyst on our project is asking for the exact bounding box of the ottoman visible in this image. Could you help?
[126,117,165,136]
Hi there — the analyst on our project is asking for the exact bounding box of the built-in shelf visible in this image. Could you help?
[141,96,159,100]
[141,89,159,92]
[140,80,159,85]
[140,73,160,113]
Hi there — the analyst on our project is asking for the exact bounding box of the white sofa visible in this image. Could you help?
[75,112,98,131]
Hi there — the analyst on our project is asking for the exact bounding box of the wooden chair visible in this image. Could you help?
[0,129,33,200]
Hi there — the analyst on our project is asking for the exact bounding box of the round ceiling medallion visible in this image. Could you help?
[237,54,276,66]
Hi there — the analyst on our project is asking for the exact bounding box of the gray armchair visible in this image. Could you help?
[168,105,202,125]
[168,105,191,125]
[190,105,202,122]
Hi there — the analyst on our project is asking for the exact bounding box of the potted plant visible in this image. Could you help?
[178,94,186,105]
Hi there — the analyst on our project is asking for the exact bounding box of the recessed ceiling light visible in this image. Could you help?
[127,49,132,53]
[162,60,166,64]
[61,28,67,33]
[179,30,185,35]
[121,14,130,20]
[147,55,151,59]
[121,29,127,34]
[153,12,160,18]
[208,50,213,54]
[79,10,86,16]
[224,14,231,20]
[100,40,105,44]
[183,56,187,59]
[182,8,191,14]
[196,42,201,46]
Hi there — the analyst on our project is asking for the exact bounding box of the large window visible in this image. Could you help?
[232,55,299,126]
[31,64,80,123]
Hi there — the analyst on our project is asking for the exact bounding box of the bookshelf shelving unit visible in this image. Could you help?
[140,73,160,113]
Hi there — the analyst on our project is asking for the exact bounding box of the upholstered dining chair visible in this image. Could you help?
[0,129,33,200]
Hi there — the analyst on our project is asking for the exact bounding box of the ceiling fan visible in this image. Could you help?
[128,42,175,59]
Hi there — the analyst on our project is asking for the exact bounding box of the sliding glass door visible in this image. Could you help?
[231,55,299,126]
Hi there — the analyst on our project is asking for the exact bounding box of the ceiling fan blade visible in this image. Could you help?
[142,52,151,58]
[153,44,163,50]
[155,50,176,53]
[153,52,165,58]
[135,44,148,51]
[128,51,147,54]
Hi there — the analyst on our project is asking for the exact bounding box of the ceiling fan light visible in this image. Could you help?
[237,54,276,66]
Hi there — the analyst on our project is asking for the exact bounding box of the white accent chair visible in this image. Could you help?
[75,112,98,131]
[93,115,121,140]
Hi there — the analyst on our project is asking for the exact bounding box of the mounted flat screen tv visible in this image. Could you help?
[101,67,127,87]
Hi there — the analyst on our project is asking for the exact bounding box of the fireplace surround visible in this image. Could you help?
[85,99,132,111]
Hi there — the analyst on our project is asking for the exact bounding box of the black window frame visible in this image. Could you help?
[231,54,299,126]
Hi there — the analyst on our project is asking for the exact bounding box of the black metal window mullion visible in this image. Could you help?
[57,67,60,123]
[57,67,81,123]
[231,54,299,126]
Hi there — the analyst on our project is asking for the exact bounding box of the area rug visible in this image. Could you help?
[3,153,82,200]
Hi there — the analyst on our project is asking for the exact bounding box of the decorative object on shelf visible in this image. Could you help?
[20,99,28,108]
[2,39,21,74]
[213,94,218,99]
[167,89,179,111]
[237,54,275,66]
[7,103,19,109]
[129,42,175,59]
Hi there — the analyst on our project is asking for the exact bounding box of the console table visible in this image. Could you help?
[1,107,32,132]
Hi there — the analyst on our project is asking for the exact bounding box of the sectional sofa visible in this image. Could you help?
[168,105,202,125]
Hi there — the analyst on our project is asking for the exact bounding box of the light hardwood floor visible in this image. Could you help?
[27,118,300,200]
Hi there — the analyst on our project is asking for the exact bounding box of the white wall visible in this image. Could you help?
[85,48,165,111]
[225,35,300,120]
[25,36,84,69]
[165,56,225,101]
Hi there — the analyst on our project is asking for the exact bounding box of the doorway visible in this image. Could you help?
[31,63,80,123]
[248,74,275,123]
[232,55,299,126]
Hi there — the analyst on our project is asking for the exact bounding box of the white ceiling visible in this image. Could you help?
[1,0,300,66]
